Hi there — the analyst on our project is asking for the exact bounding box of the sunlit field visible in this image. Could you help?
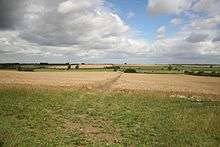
[1,0,220,146]
[0,86,219,146]
[0,66,220,146]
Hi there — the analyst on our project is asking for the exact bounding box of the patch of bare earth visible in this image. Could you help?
[60,116,121,144]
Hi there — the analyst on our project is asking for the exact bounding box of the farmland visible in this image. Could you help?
[0,65,220,146]
[0,70,220,99]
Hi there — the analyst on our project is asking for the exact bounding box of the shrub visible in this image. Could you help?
[105,66,120,70]
[168,65,172,71]
[184,70,193,75]
[17,66,34,72]
[40,62,48,65]
[75,64,79,69]
[211,71,216,74]
[113,66,120,71]
[184,70,220,77]
[124,68,137,73]
[184,70,189,74]
[194,71,204,76]
[67,64,71,70]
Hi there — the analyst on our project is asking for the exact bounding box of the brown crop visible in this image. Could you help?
[0,71,219,99]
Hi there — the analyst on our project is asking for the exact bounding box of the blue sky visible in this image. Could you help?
[107,0,177,41]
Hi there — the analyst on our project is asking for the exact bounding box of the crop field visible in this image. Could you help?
[0,71,220,98]
[0,71,120,89]
[112,73,220,99]
[0,69,220,146]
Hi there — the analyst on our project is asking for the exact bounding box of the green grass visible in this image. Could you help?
[0,87,220,146]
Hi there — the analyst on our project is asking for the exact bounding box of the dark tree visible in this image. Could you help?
[168,65,172,71]
[75,64,79,69]
[67,64,71,70]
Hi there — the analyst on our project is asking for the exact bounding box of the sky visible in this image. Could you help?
[0,0,220,64]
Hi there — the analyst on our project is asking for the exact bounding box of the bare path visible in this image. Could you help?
[94,72,123,90]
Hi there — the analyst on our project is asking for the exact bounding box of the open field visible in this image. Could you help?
[0,71,120,89]
[112,73,220,99]
[0,70,220,146]
[0,70,220,99]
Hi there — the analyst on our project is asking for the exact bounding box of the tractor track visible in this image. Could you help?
[94,72,123,91]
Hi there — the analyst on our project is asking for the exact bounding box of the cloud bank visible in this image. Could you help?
[147,0,220,63]
[0,0,219,63]
[0,0,151,63]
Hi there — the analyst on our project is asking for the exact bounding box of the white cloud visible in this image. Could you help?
[57,0,102,14]
[18,0,133,48]
[185,33,209,43]
[0,0,220,63]
[213,35,220,42]
[192,0,220,16]
[156,26,166,39]
[188,15,220,30]
[0,0,151,63]
[147,0,192,16]
[144,0,220,63]
[171,18,181,25]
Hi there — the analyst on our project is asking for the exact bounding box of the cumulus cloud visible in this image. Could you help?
[213,35,220,42]
[16,0,146,54]
[19,0,123,46]
[147,0,220,16]
[145,0,220,63]
[188,15,220,30]
[185,33,209,43]
[147,0,192,16]
[0,0,25,29]
[192,0,220,16]
[0,0,152,63]
[57,0,101,14]
[0,0,220,63]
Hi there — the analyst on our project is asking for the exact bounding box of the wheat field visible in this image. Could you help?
[0,70,219,99]
[0,70,220,146]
